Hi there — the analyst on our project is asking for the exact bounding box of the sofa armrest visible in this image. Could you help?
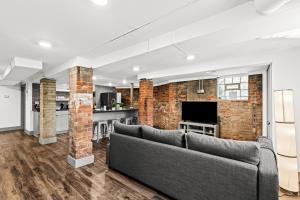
[257,137,278,200]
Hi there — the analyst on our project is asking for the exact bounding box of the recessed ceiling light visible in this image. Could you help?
[122,79,127,85]
[38,40,52,49]
[133,66,140,72]
[186,54,196,61]
[108,82,112,86]
[92,76,96,80]
[90,0,108,6]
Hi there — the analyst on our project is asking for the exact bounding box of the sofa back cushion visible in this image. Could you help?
[142,126,186,148]
[186,132,260,165]
[114,122,142,138]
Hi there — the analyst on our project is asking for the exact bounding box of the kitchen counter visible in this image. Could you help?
[33,110,69,136]
[93,109,138,122]
[33,108,139,135]
[93,109,138,113]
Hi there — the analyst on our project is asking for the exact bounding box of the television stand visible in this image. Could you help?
[178,121,219,137]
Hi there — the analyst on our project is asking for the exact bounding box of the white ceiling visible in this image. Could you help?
[91,38,300,86]
[1,0,300,87]
[0,0,247,74]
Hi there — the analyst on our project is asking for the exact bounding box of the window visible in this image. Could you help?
[218,75,248,100]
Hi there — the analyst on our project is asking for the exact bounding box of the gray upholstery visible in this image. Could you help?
[109,133,259,200]
[108,126,278,200]
[257,137,279,200]
[142,125,186,147]
[187,132,260,165]
[114,122,142,138]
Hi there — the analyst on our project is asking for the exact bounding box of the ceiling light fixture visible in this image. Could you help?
[90,0,108,6]
[133,66,140,72]
[122,79,127,85]
[186,54,196,61]
[38,40,52,49]
[92,76,96,80]
[108,82,112,87]
[173,44,196,62]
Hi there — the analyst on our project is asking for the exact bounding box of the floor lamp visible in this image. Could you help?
[274,90,299,193]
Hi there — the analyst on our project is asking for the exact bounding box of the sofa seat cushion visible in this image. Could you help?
[142,126,186,148]
[114,122,142,138]
[187,132,260,165]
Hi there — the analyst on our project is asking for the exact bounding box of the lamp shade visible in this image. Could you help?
[283,90,295,122]
[274,89,298,193]
[278,155,299,192]
[276,123,297,156]
[274,90,295,123]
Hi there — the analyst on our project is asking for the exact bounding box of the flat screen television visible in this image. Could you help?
[182,101,217,124]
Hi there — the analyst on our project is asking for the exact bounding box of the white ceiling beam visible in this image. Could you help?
[255,0,293,15]
[89,2,259,67]
[90,1,300,67]
[45,2,259,77]
[45,56,91,78]
[45,1,300,78]
[138,54,273,80]
[1,57,43,84]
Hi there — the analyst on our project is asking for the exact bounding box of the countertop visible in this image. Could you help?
[33,109,69,112]
[93,109,138,113]
[33,109,138,113]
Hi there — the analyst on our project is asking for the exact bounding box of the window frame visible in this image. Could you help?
[217,75,249,100]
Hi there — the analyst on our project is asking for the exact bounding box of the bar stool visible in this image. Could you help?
[110,119,120,133]
[98,120,109,142]
[92,121,99,141]
[125,117,134,125]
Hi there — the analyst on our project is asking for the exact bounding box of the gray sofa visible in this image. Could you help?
[107,122,278,200]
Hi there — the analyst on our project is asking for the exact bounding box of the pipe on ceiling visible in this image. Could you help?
[255,0,292,14]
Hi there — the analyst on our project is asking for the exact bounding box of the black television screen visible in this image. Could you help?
[182,101,217,124]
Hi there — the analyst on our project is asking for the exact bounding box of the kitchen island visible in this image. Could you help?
[93,109,138,121]
[33,108,138,136]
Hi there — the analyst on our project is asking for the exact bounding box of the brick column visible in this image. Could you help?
[67,66,94,168]
[139,79,154,126]
[39,78,57,145]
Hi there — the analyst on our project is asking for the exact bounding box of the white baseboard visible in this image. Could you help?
[0,126,22,133]
[67,154,95,168]
[24,129,34,135]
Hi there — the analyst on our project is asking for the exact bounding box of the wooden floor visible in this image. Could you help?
[0,130,299,200]
[0,130,168,200]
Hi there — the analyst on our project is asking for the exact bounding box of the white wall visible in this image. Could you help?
[271,49,300,169]
[0,85,21,129]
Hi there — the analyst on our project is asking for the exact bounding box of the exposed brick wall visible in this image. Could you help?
[168,82,188,130]
[116,88,139,109]
[39,79,56,140]
[153,84,170,129]
[139,79,154,126]
[218,75,263,140]
[69,66,93,159]
[187,79,217,101]
[120,75,263,141]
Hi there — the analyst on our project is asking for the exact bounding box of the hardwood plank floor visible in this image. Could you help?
[0,130,298,200]
[0,131,168,200]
